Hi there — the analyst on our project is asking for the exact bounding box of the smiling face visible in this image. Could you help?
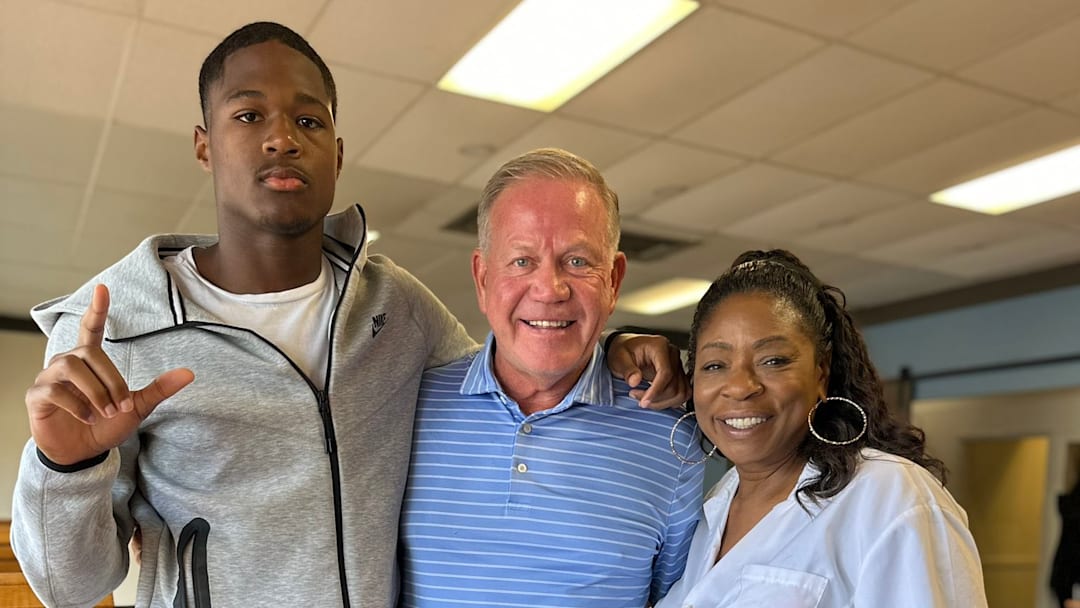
[194,40,343,241]
[691,291,829,474]
[472,176,626,397]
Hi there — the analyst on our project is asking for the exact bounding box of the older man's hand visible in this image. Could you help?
[607,333,689,410]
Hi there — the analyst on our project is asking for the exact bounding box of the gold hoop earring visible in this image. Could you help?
[669,411,716,465]
[807,396,867,446]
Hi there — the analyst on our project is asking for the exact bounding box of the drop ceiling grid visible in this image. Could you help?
[2,0,1080,322]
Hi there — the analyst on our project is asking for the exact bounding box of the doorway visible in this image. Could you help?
[963,436,1050,608]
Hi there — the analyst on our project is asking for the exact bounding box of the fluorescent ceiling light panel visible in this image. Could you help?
[438,0,699,112]
[930,143,1080,215]
[618,278,712,316]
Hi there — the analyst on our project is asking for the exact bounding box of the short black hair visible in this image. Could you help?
[198,21,337,125]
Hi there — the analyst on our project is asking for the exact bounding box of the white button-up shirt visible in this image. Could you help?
[655,449,988,608]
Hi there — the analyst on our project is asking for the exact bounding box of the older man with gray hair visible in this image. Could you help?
[398,148,705,607]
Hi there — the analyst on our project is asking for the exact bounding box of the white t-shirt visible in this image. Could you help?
[655,449,987,608]
[163,247,338,386]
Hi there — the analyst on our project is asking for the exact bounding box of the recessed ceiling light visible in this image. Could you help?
[617,278,712,316]
[438,0,699,112]
[929,143,1080,215]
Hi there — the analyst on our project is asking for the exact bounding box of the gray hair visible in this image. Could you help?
[477,148,620,254]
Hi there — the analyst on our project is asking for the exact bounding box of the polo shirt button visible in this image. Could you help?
[516,463,528,473]
[521,423,533,434]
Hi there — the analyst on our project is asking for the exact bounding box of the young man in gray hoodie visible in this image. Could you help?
[11,22,686,608]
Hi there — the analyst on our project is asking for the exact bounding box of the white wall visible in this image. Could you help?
[0,330,44,520]
[913,387,1080,608]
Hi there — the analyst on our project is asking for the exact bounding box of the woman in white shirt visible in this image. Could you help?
[657,249,987,608]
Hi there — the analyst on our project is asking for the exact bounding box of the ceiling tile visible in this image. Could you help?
[791,250,901,288]
[560,6,822,135]
[1054,90,1080,115]
[674,45,931,157]
[0,262,93,316]
[459,117,650,189]
[631,232,767,280]
[850,0,1080,71]
[641,164,832,232]
[709,0,911,38]
[861,108,1080,194]
[330,64,425,162]
[931,227,1080,280]
[415,185,485,225]
[389,186,487,251]
[773,79,1027,177]
[393,210,478,251]
[333,166,450,230]
[863,217,1034,268]
[0,220,78,267]
[960,17,1080,101]
[81,187,189,237]
[588,142,743,216]
[0,175,83,233]
[795,201,977,254]
[96,123,208,201]
[309,0,512,82]
[0,103,102,185]
[840,265,967,309]
[358,89,542,183]
[64,0,139,14]
[112,22,214,136]
[142,0,325,37]
[0,0,132,119]
[70,228,149,273]
[1009,191,1080,230]
[724,182,914,241]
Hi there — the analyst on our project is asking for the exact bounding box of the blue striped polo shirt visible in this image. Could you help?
[399,333,705,607]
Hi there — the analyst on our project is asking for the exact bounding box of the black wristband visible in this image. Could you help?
[36,448,109,473]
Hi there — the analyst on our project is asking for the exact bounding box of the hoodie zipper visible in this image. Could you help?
[316,387,349,608]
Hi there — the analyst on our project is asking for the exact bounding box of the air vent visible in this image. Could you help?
[442,206,697,261]
[444,206,480,236]
[618,231,696,262]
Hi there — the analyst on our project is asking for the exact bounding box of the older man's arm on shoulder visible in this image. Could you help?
[604,330,689,410]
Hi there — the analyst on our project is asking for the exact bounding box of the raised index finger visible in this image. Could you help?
[78,284,111,348]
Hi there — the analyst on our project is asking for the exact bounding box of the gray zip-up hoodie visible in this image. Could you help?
[10,205,477,608]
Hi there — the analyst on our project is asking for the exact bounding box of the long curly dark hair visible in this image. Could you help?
[686,249,946,503]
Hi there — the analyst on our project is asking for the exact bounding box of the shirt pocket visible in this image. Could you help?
[731,564,827,607]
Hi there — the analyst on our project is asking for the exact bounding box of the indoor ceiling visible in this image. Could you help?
[3,0,1080,340]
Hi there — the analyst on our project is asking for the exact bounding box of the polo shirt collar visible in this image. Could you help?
[461,332,615,409]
